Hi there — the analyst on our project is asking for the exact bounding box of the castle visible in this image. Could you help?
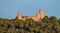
[17,10,44,21]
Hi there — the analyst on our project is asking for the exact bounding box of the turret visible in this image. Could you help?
[36,12,40,21]
[17,12,22,20]
[39,10,44,19]
[36,10,44,21]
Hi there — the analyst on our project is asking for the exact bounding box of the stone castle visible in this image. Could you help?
[17,10,44,21]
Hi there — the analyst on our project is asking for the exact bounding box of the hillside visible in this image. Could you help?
[0,16,60,33]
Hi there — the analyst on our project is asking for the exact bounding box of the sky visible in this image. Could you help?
[0,0,60,18]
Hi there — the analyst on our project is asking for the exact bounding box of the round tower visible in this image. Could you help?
[17,12,22,20]
[36,12,40,21]
[39,10,44,19]
[36,10,44,21]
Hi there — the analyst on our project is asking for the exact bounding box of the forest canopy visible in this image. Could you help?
[0,16,60,33]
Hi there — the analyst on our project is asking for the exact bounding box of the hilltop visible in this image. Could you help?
[0,16,60,33]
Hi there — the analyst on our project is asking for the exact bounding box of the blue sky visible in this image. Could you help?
[0,0,60,18]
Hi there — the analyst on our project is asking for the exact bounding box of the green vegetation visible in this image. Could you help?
[0,16,60,33]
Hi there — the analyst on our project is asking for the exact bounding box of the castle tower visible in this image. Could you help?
[17,12,22,20]
[36,12,40,21]
[39,10,44,19]
[36,10,44,21]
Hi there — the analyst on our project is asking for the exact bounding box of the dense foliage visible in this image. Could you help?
[0,16,60,33]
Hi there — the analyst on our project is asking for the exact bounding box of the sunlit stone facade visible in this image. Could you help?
[17,10,44,21]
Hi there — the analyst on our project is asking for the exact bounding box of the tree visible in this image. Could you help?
[26,18,34,22]
[42,16,50,23]
[58,18,60,25]
[49,16,57,22]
